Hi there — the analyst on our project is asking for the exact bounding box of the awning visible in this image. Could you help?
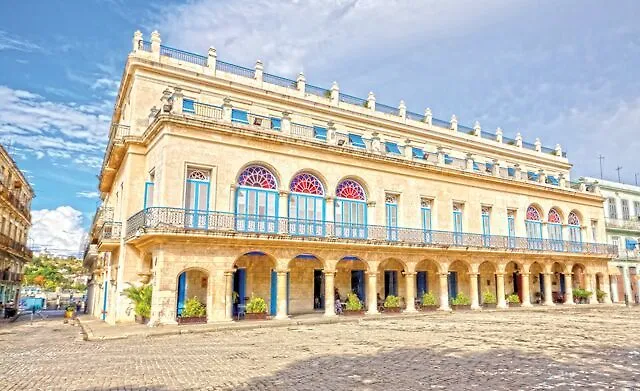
[313,126,327,141]
[348,133,366,148]
[231,109,249,124]
[270,117,282,130]
[412,147,425,159]
[444,154,453,164]
[385,142,401,155]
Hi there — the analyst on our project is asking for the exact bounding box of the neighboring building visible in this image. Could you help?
[0,145,34,308]
[83,31,616,325]
[583,177,640,303]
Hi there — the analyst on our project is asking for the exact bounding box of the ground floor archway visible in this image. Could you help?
[176,268,209,318]
[233,251,277,316]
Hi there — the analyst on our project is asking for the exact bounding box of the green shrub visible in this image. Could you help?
[345,292,362,311]
[181,297,206,318]
[123,284,152,318]
[506,293,520,304]
[246,294,267,314]
[596,289,607,301]
[421,292,437,306]
[383,295,401,308]
[451,292,471,306]
[573,288,592,299]
[482,291,497,304]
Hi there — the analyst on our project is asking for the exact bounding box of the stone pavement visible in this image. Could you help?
[1,306,639,390]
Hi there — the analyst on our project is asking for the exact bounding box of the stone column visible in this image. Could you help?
[404,272,417,313]
[610,275,619,303]
[278,190,288,234]
[281,111,291,136]
[622,265,632,304]
[254,60,264,84]
[603,274,613,304]
[275,271,288,320]
[324,271,336,317]
[564,273,574,304]
[469,273,481,310]
[222,97,232,122]
[496,272,507,308]
[521,272,532,307]
[224,271,233,320]
[543,272,554,306]
[366,271,379,315]
[588,274,598,304]
[438,273,450,311]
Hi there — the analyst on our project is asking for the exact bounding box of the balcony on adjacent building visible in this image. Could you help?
[125,207,616,257]
[605,217,640,232]
[0,232,32,260]
[98,221,122,251]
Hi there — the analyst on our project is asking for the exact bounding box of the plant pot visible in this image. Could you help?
[244,312,267,320]
[420,305,438,311]
[383,307,401,313]
[135,315,149,324]
[508,303,521,307]
[343,309,365,316]
[483,303,497,309]
[451,305,471,311]
[64,310,74,319]
[177,316,207,324]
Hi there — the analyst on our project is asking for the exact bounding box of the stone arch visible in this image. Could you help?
[415,259,441,300]
[176,267,210,319]
[504,261,524,301]
[447,259,472,301]
[232,251,278,317]
[335,256,368,304]
[378,258,406,300]
[416,258,441,273]
[527,261,545,304]
[287,253,326,315]
[547,207,564,224]
[568,210,582,226]
[288,169,328,196]
[478,261,497,304]
[236,162,281,189]
[525,204,544,221]
[571,263,587,289]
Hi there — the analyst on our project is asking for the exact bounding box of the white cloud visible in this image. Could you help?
[29,206,86,257]
[73,154,103,169]
[0,30,41,52]
[76,191,100,199]
[0,85,110,162]
[151,0,518,76]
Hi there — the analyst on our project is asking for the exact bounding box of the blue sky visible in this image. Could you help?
[1,0,639,255]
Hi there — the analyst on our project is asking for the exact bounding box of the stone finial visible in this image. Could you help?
[255,60,264,71]
[296,72,306,94]
[515,132,523,148]
[555,143,563,157]
[496,127,503,143]
[254,60,264,82]
[148,106,159,125]
[132,30,143,52]
[473,121,481,136]
[399,100,407,119]
[208,47,217,57]
[206,47,217,74]
[424,108,433,125]
[366,92,376,110]
[330,81,339,105]
[297,72,306,83]
[534,138,542,152]
[150,30,161,43]
[450,114,458,132]
[150,31,161,60]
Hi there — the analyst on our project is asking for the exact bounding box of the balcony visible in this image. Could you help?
[125,207,617,257]
[0,232,32,260]
[0,271,23,283]
[98,221,122,250]
[0,181,31,222]
[605,217,640,232]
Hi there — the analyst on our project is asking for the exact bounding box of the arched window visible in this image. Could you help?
[335,179,367,239]
[185,168,211,229]
[525,206,543,249]
[236,165,278,233]
[547,208,563,251]
[568,211,582,251]
[289,173,325,236]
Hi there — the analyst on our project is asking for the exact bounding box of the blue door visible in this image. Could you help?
[270,270,277,316]
[185,178,210,229]
[177,272,186,316]
[351,270,365,302]
[384,271,398,297]
[416,271,428,297]
[448,272,458,300]
[233,269,246,316]
[559,274,566,295]
[539,273,544,301]
[102,281,108,321]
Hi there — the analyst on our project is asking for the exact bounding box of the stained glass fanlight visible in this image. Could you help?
[548,208,561,224]
[290,173,324,195]
[336,179,366,200]
[568,211,580,226]
[237,165,277,189]
[526,206,541,221]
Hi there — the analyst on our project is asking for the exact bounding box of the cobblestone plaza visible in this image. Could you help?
[1,307,639,390]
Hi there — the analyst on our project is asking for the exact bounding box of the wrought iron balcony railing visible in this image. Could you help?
[605,217,640,232]
[0,232,32,259]
[98,221,122,242]
[125,207,617,256]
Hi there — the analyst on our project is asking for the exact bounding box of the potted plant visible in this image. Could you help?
[64,305,75,320]
[450,292,471,310]
[573,288,591,304]
[506,293,521,307]
[596,289,607,303]
[421,292,438,311]
[344,292,364,315]
[123,284,152,324]
[245,294,268,320]
[178,297,207,324]
[383,295,401,313]
[482,291,497,308]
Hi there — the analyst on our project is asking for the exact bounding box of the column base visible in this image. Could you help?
[207,318,232,324]
[324,312,337,317]
[471,304,482,310]
[274,315,290,320]
[366,310,380,316]
[438,306,452,312]
[521,302,533,307]
[403,308,418,313]
[496,303,508,309]
[563,301,576,305]
[542,302,555,306]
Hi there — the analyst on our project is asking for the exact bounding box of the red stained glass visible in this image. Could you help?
[336,179,365,200]
[238,166,277,189]
[526,206,541,221]
[290,173,324,195]
[548,208,561,224]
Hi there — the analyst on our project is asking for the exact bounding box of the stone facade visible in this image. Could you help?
[0,144,33,309]
[83,31,617,325]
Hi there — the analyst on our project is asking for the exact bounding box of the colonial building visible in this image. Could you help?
[583,177,640,304]
[84,31,616,325]
[0,144,33,308]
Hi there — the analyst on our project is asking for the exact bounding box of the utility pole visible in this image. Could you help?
[616,166,623,183]
[635,173,638,186]
[598,155,605,179]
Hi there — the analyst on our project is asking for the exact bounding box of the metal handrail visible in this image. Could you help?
[125,207,617,256]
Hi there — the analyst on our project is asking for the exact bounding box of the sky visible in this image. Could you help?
[1,0,639,256]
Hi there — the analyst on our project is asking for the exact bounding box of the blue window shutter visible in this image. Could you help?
[485,162,493,173]
[444,154,453,164]
[507,167,515,177]
[547,176,559,186]
[231,109,249,124]
[472,161,480,171]
[412,147,425,159]
[313,126,327,141]
[527,171,539,181]
[348,133,366,148]
[385,142,401,154]
[143,182,154,209]
[183,99,195,113]
[270,117,281,130]
[417,271,427,297]
[177,273,186,316]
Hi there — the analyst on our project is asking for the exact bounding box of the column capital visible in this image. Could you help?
[223,270,234,277]
[467,272,479,278]
[402,271,417,277]
[323,270,336,276]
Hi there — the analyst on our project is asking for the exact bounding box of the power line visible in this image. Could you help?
[616,166,623,183]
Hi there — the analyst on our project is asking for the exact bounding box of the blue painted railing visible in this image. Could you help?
[431,118,451,128]
[339,93,367,107]
[139,40,152,52]
[216,60,255,78]
[126,207,617,256]
[375,103,399,116]
[306,84,330,98]
[480,131,497,141]
[458,124,475,134]
[159,45,207,66]
[264,73,297,89]
[406,111,424,121]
